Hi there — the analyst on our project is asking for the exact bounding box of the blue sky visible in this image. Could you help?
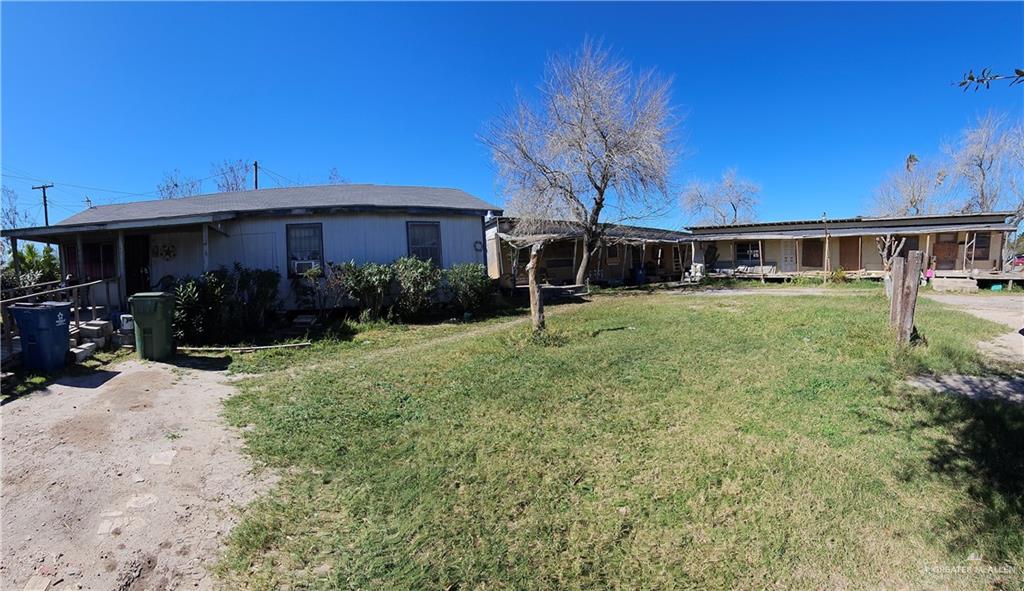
[2,1,1022,230]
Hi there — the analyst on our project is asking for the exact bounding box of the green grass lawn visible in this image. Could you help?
[219,293,1023,590]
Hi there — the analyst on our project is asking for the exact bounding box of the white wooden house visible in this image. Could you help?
[3,184,501,311]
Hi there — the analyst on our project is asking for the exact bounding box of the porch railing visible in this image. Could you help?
[1,277,118,348]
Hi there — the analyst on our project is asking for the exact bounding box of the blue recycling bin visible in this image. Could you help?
[9,301,73,372]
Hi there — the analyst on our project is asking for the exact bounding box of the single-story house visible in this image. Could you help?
[3,184,502,312]
[485,216,691,288]
[687,211,1019,278]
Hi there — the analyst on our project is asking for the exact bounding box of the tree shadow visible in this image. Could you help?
[1,364,122,406]
[164,354,234,372]
[912,390,1024,561]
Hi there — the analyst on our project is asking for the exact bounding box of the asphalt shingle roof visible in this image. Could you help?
[56,184,501,226]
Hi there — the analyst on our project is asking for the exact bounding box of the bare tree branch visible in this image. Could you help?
[943,112,1017,214]
[872,154,947,216]
[482,39,679,286]
[212,159,251,192]
[157,169,202,199]
[682,168,760,225]
[957,67,1024,91]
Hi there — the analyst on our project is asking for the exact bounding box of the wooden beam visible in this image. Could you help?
[202,224,210,272]
[889,256,905,326]
[896,251,924,344]
[75,234,84,280]
[117,231,127,307]
[10,237,19,277]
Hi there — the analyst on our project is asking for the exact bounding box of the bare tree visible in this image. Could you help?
[873,154,947,216]
[326,167,348,184]
[156,169,202,199]
[876,234,907,273]
[944,112,1017,213]
[212,159,251,192]
[1,186,32,264]
[682,168,760,225]
[483,40,677,292]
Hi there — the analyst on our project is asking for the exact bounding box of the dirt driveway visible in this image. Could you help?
[1,357,270,590]
[923,293,1023,362]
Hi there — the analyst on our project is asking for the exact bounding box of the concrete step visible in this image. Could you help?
[79,320,113,338]
[932,277,979,293]
[71,342,97,363]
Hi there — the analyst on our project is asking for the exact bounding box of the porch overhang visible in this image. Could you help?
[687,222,1018,242]
[0,212,237,242]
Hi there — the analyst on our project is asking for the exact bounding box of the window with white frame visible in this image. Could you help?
[407,221,442,263]
[286,223,324,276]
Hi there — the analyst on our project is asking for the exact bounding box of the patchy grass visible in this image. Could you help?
[219,293,1022,590]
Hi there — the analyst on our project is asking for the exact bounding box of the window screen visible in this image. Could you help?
[286,223,324,274]
[407,222,442,263]
[974,233,991,260]
[735,242,762,266]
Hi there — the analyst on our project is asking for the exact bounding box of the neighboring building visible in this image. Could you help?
[485,216,690,287]
[687,211,1018,278]
[3,184,501,311]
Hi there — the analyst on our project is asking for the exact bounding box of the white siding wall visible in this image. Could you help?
[210,212,485,271]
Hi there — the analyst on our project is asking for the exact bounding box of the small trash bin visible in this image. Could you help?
[9,301,73,372]
[129,292,176,361]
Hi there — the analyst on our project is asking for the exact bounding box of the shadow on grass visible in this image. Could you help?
[916,393,1024,562]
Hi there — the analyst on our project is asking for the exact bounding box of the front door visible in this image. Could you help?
[780,240,797,272]
[124,235,150,296]
[933,233,958,270]
[839,237,860,271]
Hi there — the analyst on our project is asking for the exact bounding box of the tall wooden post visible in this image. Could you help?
[526,243,545,333]
[202,224,210,272]
[889,256,905,326]
[116,231,127,308]
[896,250,923,344]
[10,237,19,278]
[75,234,84,281]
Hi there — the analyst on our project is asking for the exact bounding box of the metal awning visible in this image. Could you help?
[1,212,236,242]
[686,222,1018,242]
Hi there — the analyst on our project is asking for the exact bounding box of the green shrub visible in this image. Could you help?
[829,267,849,284]
[444,263,492,313]
[393,256,442,319]
[173,264,281,344]
[334,260,394,320]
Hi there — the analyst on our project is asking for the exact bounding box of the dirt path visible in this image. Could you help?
[922,293,1023,363]
[1,358,272,590]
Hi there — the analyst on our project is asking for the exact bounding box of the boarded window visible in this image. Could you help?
[407,222,442,263]
[607,244,619,259]
[896,236,919,257]
[802,238,823,268]
[286,223,324,275]
[735,242,761,266]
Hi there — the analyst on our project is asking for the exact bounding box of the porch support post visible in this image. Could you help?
[924,234,931,270]
[858,235,863,270]
[202,224,210,272]
[676,241,685,281]
[116,231,127,308]
[796,239,802,272]
[75,234,84,281]
[758,239,766,283]
[10,237,19,278]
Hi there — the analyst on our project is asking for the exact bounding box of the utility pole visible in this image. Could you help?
[253,160,259,190]
[32,183,54,226]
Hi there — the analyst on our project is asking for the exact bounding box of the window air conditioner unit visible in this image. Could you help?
[292,260,319,275]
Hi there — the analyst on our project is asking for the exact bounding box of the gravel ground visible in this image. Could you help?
[1,357,272,590]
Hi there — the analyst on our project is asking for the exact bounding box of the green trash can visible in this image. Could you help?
[129,292,176,361]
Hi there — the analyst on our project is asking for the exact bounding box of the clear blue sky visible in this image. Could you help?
[2,2,1022,229]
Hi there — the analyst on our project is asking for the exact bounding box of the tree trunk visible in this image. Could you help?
[574,244,591,285]
[527,243,545,332]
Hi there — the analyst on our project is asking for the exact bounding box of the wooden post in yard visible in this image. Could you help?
[526,243,545,333]
[896,250,924,344]
[73,286,81,344]
[889,256,905,327]
[758,240,766,283]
